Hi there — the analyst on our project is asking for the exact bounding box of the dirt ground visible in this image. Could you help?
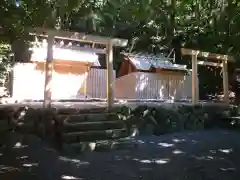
[1,129,240,180]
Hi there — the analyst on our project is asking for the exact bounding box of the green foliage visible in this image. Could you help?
[0,1,239,48]
[0,43,12,86]
[1,0,240,56]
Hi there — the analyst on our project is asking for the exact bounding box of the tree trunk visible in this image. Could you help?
[167,0,176,45]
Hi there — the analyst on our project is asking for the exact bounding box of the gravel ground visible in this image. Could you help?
[1,129,240,180]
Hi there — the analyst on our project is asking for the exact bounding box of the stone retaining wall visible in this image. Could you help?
[0,104,239,140]
[112,104,239,135]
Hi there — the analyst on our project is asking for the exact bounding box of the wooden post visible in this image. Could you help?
[192,52,199,105]
[106,42,114,109]
[196,71,199,103]
[222,57,229,104]
[43,34,54,108]
[84,65,89,98]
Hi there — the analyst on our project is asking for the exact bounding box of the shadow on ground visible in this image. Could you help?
[1,129,240,180]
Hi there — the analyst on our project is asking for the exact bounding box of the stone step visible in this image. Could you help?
[63,128,128,143]
[226,116,240,120]
[63,121,125,132]
[56,107,108,115]
[216,116,240,129]
[57,113,119,123]
[228,117,240,125]
[15,123,35,134]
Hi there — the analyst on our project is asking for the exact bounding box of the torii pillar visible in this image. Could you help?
[106,41,114,109]
[43,34,54,108]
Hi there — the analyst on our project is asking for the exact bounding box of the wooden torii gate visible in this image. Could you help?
[181,48,235,104]
[29,27,128,109]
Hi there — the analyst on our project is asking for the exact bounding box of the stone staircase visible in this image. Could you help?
[216,106,240,129]
[219,116,240,130]
[0,106,130,151]
[53,108,129,149]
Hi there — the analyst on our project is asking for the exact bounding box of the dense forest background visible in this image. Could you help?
[0,0,240,98]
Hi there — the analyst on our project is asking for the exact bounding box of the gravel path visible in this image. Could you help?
[1,129,240,180]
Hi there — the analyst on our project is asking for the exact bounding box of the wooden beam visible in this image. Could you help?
[106,42,114,109]
[192,53,199,105]
[32,60,92,68]
[181,48,234,62]
[197,61,223,67]
[43,34,54,108]
[222,60,229,103]
[54,45,106,54]
[30,45,106,54]
[29,27,128,47]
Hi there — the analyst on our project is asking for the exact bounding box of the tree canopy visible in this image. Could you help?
[0,0,239,55]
